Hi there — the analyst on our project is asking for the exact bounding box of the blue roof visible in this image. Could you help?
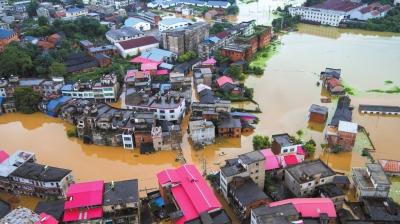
[61,84,73,92]
[160,83,172,92]
[141,48,175,62]
[124,17,148,27]
[208,36,220,43]
[23,36,39,42]
[0,29,14,39]
[159,63,174,70]
[47,96,71,116]
[207,0,230,7]
[67,7,84,13]
[230,112,257,118]
[160,17,192,26]
[154,197,164,207]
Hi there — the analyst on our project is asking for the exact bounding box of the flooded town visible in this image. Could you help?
[0,0,400,223]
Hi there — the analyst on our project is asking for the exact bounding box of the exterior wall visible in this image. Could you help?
[285,171,335,197]
[122,133,134,149]
[190,126,215,144]
[220,48,247,62]
[126,100,185,122]
[337,131,356,150]
[128,21,151,31]
[159,21,191,31]
[0,31,19,52]
[134,132,153,147]
[289,7,348,27]
[217,127,241,138]
[106,32,144,44]
[309,112,327,123]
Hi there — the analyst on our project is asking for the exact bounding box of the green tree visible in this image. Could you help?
[14,87,42,114]
[27,0,39,17]
[225,6,239,15]
[252,135,271,150]
[177,50,197,63]
[303,139,316,156]
[210,23,225,35]
[226,64,242,80]
[49,62,66,77]
[38,16,48,26]
[0,44,33,77]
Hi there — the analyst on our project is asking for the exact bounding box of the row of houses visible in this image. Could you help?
[147,0,231,9]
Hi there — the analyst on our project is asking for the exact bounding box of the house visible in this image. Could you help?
[352,163,391,200]
[284,159,336,197]
[359,197,400,223]
[87,44,118,57]
[330,96,352,126]
[228,176,270,220]
[41,77,64,97]
[320,68,341,80]
[351,3,392,21]
[378,159,400,176]
[65,7,87,20]
[193,68,213,87]
[251,202,299,224]
[0,28,19,52]
[9,162,73,199]
[19,78,45,94]
[125,69,151,88]
[216,75,238,93]
[151,120,182,150]
[188,120,215,146]
[35,212,59,224]
[140,48,177,64]
[260,148,281,173]
[309,104,328,123]
[221,43,252,62]
[317,183,345,209]
[158,17,193,32]
[115,36,159,58]
[0,207,40,223]
[266,198,336,223]
[103,179,140,224]
[35,200,65,221]
[220,151,265,199]
[64,53,101,73]
[63,180,104,223]
[157,164,230,224]
[124,17,151,31]
[138,11,161,25]
[271,133,302,155]
[326,120,357,151]
[106,27,144,44]
[217,115,241,137]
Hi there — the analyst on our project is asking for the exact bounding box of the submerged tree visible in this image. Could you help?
[14,87,42,114]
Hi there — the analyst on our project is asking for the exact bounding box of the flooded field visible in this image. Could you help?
[1,24,400,208]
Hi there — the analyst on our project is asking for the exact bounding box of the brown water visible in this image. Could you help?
[1,24,400,210]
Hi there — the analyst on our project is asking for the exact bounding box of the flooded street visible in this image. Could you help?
[1,23,400,209]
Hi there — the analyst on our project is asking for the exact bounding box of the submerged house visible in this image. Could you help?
[309,104,329,123]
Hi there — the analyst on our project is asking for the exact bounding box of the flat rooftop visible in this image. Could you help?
[286,160,335,184]
[0,150,35,177]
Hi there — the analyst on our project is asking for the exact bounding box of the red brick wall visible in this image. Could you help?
[134,133,153,147]
[221,49,245,62]
[309,112,327,123]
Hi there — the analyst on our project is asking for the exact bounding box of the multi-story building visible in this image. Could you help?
[217,115,242,138]
[158,17,193,31]
[36,7,50,17]
[289,0,365,27]
[188,120,215,146]
[352,163,391,200]
[326,120,358,151]
[284,159,336,197]
[41,77,64,97]
[65,7,88,20]
[0,28,19,52]
[220,43,252,62]
[103,179,140,224]
[220,151,265,200]
[161,22,209,55]
[271,133,302,155]
[106,27,144,44]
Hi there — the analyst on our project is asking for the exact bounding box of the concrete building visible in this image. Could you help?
[36,7,50,17]
[65,7,88,20]
[326,120,358,151]
[161,22,209,55]
[220,151,265,200]
[352,163,391,200]
[124,17,151,31]
[284,159,336,197]
[188,120,215,145]
[158,17,192,31]
[289,0,365,26]
[271,133,302,155]
[115,36,159,58]
[220,43,252,62]
[106,27,144,44]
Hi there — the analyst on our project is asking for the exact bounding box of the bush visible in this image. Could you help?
[14,87,42,114]
[66,128,77,138]
[252,135,271,150]
[177,50,197,63]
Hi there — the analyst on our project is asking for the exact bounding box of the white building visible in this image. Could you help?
[158,17,193,32]
[65,7,88,20]
[115,36,159,58]
[350,3,391,21]
[114,0,129,9]
[105,26,144,44]
[124,17,151,31]
[36,7,50,17]
[122,130,134,149]
[289,0,365,27]
[189,120,215,145]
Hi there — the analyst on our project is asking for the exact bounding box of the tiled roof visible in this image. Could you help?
[379,159,400,173]
[117,36,158,50]
[313,0,364,12]
[260,149,280,171]
[216,75,234,87]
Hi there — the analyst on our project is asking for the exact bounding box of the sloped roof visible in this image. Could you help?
[260,149,280,171]
[269,198,337,218]
[0,29,14,39]
[216,75,234,87]
[0,150,9,163]
[64,180,104,209]
[117,36,159,50]
[378,159,400,173]
[35,213,58,224]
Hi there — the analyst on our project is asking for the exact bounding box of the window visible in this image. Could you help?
[160,110,165,113]
[170,109,174,113]
[255,177,258,180]
[283,149,288,153]
[255,170,259,173]
[160,115,165,119]
[123,137,131,141]
[125,144,132,148]
[308,182,311,186]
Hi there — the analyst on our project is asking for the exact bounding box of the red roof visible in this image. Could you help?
[156,70,169,75]
[202,58,217,65]
[130,56,160,64]
[35,213,58,224]
[283,154,299,166]
[157,164,222,224]
[216,75,234,87]
[117,36,158,50]
[313,0,364,12]
[269,198,336,218]
[216,31,229,39]
[141,62,159,71]
[379,159,400,173]
[297,146,306,155]
[0,150,9,163]
[64,180,104,209]
[63,207,103,222]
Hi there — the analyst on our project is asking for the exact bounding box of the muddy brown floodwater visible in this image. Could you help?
[1,24,400,211]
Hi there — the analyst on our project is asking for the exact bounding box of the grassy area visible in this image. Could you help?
[367,86,400,94]
[389,176,400,203]
[248,41,280,71]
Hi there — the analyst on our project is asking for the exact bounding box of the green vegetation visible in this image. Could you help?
[367,86,400,94]
[252,135,271,150]
[248,41,279,72]
[347,7,400,33]
[243,86,254,100]
[272,6,300,32]
[214,51,230,64]
[344,86,355,96]
[225,6,239,15]
[362,148,375,163]
[296,129,304,136]
[177,50,197,63]
[303,139,317,156]
[385,80,394,85]
[226,64,246,81]
[66,128,78,138]
[49,62,66,77]
[239,0,257,4]
[14,88,42,114]
[209,23,233,35]
[0,43,34,77]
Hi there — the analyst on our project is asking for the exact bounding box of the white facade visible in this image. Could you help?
[125,18,151,31]
[125,99,185,122]
[65,8,88,20]
[122,132,134,149]
[159,18,192,31]
[289,7,347,26]
[189,120,215,145]
[116,42,159,58]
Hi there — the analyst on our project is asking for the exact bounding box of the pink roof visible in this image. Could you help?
[283,154,299,166]
[156,70,169,75]
[0,150,9,163]
[269,198,337,218]
[216,75,234,87]
[63,207,103,222]
[202,58,217,65]
[260,149,280,171]
[130,56,160,64]
[64,180,104,209]
[125,70,136,80]
[297,146,305,155]
[35,213,58,224]
[141,62,159,71]
[157,164,221,224]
